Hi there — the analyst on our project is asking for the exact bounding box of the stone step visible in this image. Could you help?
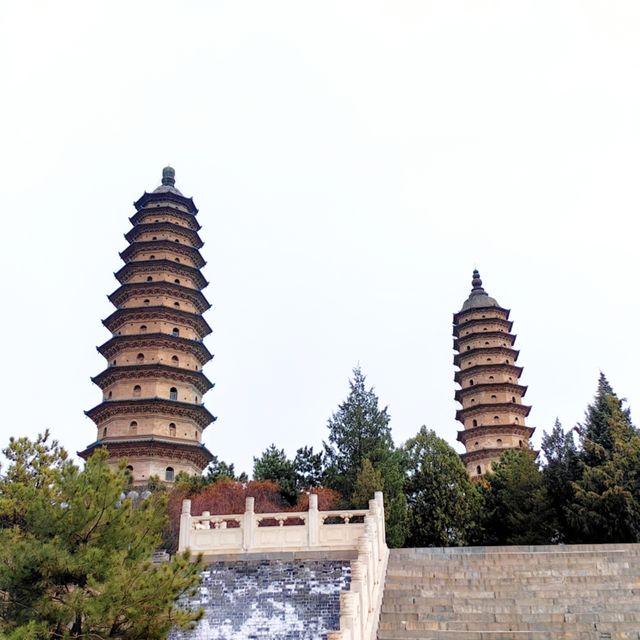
[381,598,640,614]
[378,611,640,625]
[378,620,640,632]
[384,573,640,585]
[383,587,640,601]
[387,556,640,576]
[378,631,640,640]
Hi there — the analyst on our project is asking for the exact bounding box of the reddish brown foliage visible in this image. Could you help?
[165,481,342,550]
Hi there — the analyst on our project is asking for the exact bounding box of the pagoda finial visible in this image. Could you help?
[161,166,176,187]
[471,269,484,292]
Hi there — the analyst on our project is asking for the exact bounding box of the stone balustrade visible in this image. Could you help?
[178,492,389,640]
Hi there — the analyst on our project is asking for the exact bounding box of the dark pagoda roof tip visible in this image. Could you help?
[456,269,507,315]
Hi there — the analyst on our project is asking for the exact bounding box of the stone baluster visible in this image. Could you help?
[178,499,191,552]
[242,496,255,552]
[308,493,319,547]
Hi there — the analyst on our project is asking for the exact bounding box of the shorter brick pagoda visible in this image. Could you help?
[453,270,534,478]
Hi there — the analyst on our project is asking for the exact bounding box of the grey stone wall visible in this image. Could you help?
[170,559,351,640]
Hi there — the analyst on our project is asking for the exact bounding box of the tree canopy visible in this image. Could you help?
[324,367,408,547]
[403,427,482,547]
[0,433,202,640]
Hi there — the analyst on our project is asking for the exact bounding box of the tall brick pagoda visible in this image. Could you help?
[453,270,534,478]
[80,167,215,484]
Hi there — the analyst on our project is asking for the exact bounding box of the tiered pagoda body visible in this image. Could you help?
[453,271,534,478]
[80,167,215,485]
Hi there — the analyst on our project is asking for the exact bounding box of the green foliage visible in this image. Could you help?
[0,433,203,639]
[578,373,636,467]
[403,427,482,547]
[569,388,640,543]
[324,367,408,547]
[293,446,324,489]
[253,444,297,505]
[481,449,553,545]
[540,419,580,542]
[352,458,384,509]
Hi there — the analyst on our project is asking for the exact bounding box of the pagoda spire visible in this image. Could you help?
[452,270,535,478]
[80,168,215,485]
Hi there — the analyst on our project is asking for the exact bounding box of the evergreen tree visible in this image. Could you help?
[482,449,553,545]
[0,432,202,639]
[351,458,384,509]
[253,444,297,505]
[403,427,482,547]
[540,419,580,542]
[569,388,640,543]
[324,367,408,547]
[579,372,636,466]
[292,446,325,490]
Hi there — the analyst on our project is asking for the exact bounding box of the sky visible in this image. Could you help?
[1,1,639,476]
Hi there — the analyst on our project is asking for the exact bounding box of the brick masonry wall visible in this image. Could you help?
[170,559,351,640]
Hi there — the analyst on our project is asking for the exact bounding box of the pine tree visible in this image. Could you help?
[253,444,298,505]
[403,427,482,547]
[569,389,640,543]
[293,446,325,490]
[481,449,553,545]
[0,432,202,639]
[324,367,408,547]
[541,419,580,542]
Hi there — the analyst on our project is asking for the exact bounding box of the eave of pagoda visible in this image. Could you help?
[103,306,212,337]
[134,191,198,215]
[115,260,208,290]
[130,206,201,231]
[454,363,523,384]
[453,317,514,338]
[461,447,538,464]
[456,402,532,422]
[85,398,216,428]
[453,346,519,367]
[97,333,213,366]
[108,281,211,314]
[120,240,206,269]
[454,382,528,403]
[78,438,213,468]
[125,222,203,248]
[457,424,535,444]
[453,331,517,351]
[453,305,511,325]
[91,363,213,395]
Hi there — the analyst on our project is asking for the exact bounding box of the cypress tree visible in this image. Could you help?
[324,367,408,547]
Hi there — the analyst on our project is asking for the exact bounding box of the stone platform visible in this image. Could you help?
[378,544,640,640]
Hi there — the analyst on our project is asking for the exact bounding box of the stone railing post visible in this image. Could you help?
[374,491,386,555]
[178,499,191,552]
[339,591,358,640]
[350,559,367,636]
[358,534,373,610]
[242,496,255,551]
[308,493,319,546]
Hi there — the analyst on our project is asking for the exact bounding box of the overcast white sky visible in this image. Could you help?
[1,1,639,476]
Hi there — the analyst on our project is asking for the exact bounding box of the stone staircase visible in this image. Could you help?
[378,544,640,640]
